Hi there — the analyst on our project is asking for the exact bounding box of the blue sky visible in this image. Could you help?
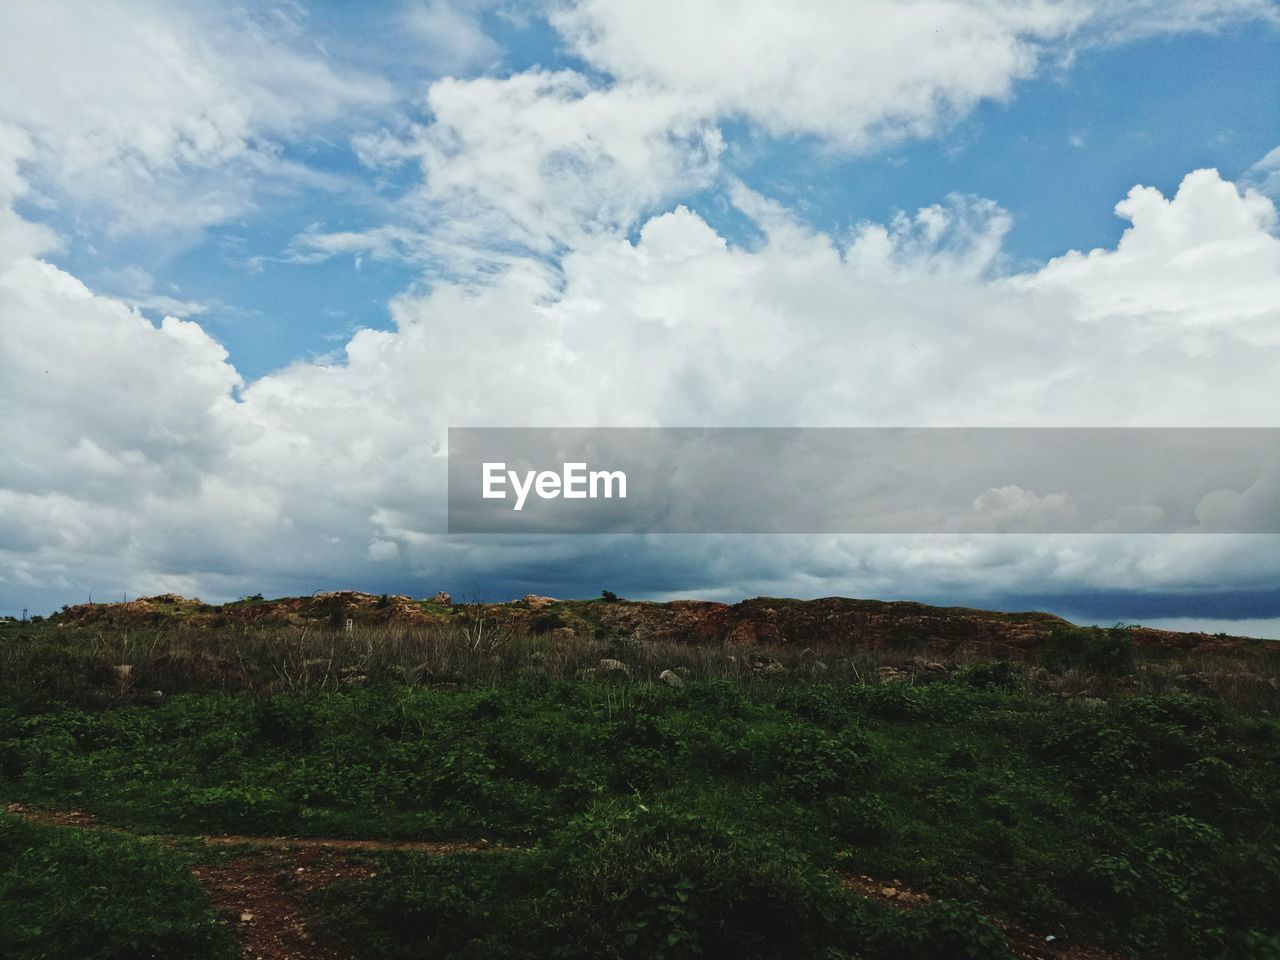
[1,1,1279,632]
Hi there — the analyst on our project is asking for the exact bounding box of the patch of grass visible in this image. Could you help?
[0,812,234,960]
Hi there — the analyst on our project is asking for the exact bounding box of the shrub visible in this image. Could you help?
[1040,625,1136,676]
[532,610,566,634]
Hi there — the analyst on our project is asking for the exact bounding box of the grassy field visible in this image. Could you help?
[1,600,1278,959]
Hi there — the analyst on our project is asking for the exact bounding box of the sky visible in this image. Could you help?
[1,0,1279,634]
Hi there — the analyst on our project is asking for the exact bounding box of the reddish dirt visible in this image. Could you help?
[194,848,370,960]
[4,804,501,960]
[199,834,496,854]
[4,802,497,854]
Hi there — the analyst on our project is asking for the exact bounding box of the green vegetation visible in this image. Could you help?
[0,812,234,960]
[1,674,1278,958]
[314,803,1010,960]
[1,599,1278,958]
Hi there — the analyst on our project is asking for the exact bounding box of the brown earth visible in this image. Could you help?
[50,591,1272,659]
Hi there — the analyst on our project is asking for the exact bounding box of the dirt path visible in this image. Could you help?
[5,803,498,960]
[7,803,1126,960]
[3,803,495,854]
[194,847,368,960]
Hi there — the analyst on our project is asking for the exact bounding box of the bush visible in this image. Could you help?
[1040,625,1136,675]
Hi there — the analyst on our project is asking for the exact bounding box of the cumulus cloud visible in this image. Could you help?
[1023,170,1280,348]
[2,152,1278,612]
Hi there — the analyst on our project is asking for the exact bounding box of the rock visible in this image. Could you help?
[598,659,629,674]
[240,912,254,923]
[901,656,949,675]
[880,887,898,899]
[658,669,684,689]
[429,592,452,605]
[521,594,558,610]
[751,656,786,676]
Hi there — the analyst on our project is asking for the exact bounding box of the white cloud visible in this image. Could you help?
[1244,144,1280,198]
[553,0,1081,150]
[1084,0,1280,41]
[403,1,501,75]
[550,0,1278,151]
[0,0,392,233]
[340,71,722,272]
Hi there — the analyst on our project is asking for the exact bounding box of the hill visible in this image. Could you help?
[2,591,1278,960]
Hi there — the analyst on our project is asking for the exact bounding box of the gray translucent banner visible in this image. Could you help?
[447,428,1280,534]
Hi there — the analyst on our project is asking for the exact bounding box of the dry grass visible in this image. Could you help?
[1,610,1277,711]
